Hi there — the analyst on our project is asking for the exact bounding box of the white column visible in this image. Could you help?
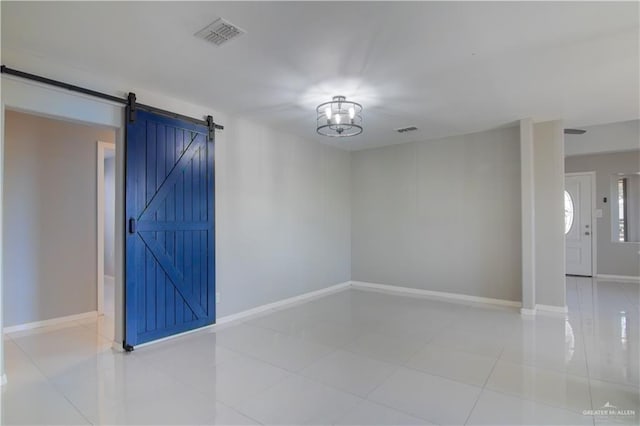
[520,118,536,315]
[533,120,567,309]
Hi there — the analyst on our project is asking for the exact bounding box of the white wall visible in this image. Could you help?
[217,118,351,316]
[533,121,566,307]
[3,110,116,326]
[565,120,640,157]
[565,151,640,277]
[351,127,522,302]
[104,156,115,277]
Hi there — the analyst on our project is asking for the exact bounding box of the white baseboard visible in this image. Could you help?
[134,281,352,349]
[216,281,351,324]
[5,279,572,350]
[596,274,640,283]
[350,281,522,309]
[3,311,98,334]
[520,307,537,316]
[535,304,568,315]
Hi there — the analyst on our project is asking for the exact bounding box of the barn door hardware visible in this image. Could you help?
[0,65,224,132]
[127,92,137,123]
[206,115,215,141]
[128,218,136,234]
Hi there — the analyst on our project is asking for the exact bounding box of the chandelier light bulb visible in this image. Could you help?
[335,114,341,124]
[324,107,332,120]
[349,107,355,119]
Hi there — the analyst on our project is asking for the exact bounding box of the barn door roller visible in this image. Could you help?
[127,93,137,123]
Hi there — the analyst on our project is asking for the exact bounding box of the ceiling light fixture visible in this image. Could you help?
[316,96,363,137]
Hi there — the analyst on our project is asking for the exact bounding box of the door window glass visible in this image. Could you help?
[564,190,574,234]
[617,178,627,242]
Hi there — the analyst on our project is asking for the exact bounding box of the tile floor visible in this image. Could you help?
[1,276,638,425]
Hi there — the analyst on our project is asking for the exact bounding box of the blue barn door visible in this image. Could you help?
[125,109,215,348]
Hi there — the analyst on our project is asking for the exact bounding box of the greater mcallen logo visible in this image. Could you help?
[583,402,636,417]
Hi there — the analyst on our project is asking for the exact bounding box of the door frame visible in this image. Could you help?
[97,141,116,315]
[565,171,597,277]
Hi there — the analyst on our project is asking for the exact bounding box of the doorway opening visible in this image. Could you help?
[565,172,596,277]
[2,110,116,340]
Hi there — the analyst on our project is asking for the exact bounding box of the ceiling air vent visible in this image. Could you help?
[564,128,586,135]
[195,18,246,47]
[395,126,418,134]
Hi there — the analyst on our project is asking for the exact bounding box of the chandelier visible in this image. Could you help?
[316,96,363,137]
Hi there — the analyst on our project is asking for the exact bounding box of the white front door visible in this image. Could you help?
[565,174,593,276]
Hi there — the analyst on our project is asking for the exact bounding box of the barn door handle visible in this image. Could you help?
[129,218,137,234]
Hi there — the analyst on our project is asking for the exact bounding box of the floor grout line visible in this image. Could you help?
[463,345,505,425]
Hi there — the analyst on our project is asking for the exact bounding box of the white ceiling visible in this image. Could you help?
[2,1,638,150]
